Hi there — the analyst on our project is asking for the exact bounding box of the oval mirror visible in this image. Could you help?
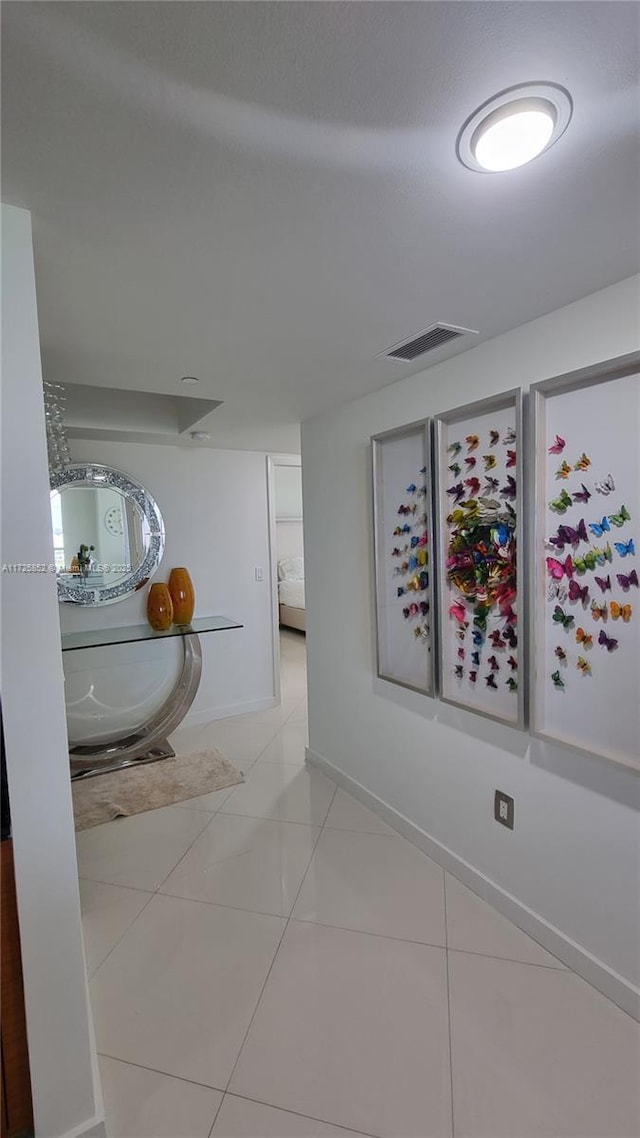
[50,463,165,605]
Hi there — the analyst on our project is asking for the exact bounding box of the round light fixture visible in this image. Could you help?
[457,83,572,173]
[180,375,199,385]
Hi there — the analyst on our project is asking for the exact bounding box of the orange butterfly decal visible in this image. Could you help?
[610,601,632,622]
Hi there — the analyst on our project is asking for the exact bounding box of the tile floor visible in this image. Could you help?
[78,630,640,1138]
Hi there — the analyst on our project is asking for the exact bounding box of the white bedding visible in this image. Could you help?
[279,577,305,609]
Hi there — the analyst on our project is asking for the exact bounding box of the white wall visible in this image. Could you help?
[1,204,105,1138]
[62,440,276,723]
[302,276,640,1008]
[276,520,304,564]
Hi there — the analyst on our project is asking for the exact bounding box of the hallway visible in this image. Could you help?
[77,630,639,1138]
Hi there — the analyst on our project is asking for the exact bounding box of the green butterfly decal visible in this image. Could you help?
[448,462,461,478]
[551,670,565,690]
[549,489,572,514]
[552,605,574,629]
[592,542,613,565]
[505,677,518,693]
[573,551,598,574]
[473,603,491,632]
[608,505,631,528]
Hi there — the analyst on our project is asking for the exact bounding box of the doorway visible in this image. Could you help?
[266,455,305,706]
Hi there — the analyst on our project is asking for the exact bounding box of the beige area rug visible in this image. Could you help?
[72,749,244,831]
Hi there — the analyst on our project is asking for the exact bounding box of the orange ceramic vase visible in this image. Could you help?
[168,567,195,625]
[147,583,174,630]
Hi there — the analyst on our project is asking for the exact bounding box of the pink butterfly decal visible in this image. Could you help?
[548,435,566,454]
[449,603,467,624]
[506,450,517,468]
[546,556,574,580]
[464,477,481,496]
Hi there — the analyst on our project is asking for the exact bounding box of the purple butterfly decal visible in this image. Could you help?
[617,569,639,590]
[419,601,430,615]
[594,575,611,593]
[485,674,498,689]
[487,655,500,672]
[507,655,518,671]
[457,647,465,661]
[484,477,500,494]
[572,484,591,505]
[464,456,477,471]
[500,475,517,501]
[568,580,589,605]
[489,630,506,649]
[469,671,477,683]
[454,664,464,679]
[503,626,518,649]
[598,629,618,652]
[447,483,465,504]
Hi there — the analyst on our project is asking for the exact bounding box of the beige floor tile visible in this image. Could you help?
[220,762,335,825]
[293,827,446,945]
[445,872,565,968]
[79,879,152,976]
[90,894,285,1088]
[161,814,319,917]
[76,805,213,891]
[99,1055,222,1138]
[230,920,451,1138]
[449,951,640,1137]
[212,1094,371,1137]
[323,788,396,835]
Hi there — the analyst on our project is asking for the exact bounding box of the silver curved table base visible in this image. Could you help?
[70,633,203,780]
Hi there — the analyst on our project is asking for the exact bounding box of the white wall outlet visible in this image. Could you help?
[254,567,264,582]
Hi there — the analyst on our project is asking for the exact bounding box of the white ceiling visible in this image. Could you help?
[2,2,639,452]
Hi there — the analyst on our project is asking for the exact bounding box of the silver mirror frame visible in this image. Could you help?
[51,463,165,606]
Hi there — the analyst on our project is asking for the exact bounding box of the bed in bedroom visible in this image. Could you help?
[278,557,305,632]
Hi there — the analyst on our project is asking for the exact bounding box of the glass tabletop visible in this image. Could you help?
[61,615,243,652]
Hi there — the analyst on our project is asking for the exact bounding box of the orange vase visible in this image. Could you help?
[168,567,195,625]
[147,583,174,631]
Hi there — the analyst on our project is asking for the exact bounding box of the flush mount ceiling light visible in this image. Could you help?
[180,375,199,385]
[457,83,572,173]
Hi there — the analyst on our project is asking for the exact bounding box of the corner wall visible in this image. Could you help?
[63,439,276,723]
[302,276,640,1006]
[1,204,105,1137]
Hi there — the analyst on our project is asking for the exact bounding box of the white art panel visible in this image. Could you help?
[372,421,435,695]
[435,391,524,727]
[531,362,640,769]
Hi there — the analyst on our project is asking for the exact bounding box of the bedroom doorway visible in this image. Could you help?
[267,455,305,706]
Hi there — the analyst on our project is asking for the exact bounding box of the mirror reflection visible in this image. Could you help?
[50,463,165,606]
[51,485,151,590]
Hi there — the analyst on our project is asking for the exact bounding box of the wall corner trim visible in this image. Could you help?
[305,746,640,1023]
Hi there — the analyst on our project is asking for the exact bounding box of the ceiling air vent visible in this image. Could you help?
[383,323,478,362]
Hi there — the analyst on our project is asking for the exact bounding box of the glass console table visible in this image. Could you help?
[62,617,242,780]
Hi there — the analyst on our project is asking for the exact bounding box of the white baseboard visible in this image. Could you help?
[185,695,277,726]
[306,746,640,1022]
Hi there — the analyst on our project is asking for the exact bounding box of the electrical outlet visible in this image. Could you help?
[494,790,514,830]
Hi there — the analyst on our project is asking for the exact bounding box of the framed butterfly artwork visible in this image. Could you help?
[529,352,640,770]
[433,390,525,728]
[371,419,436,696]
